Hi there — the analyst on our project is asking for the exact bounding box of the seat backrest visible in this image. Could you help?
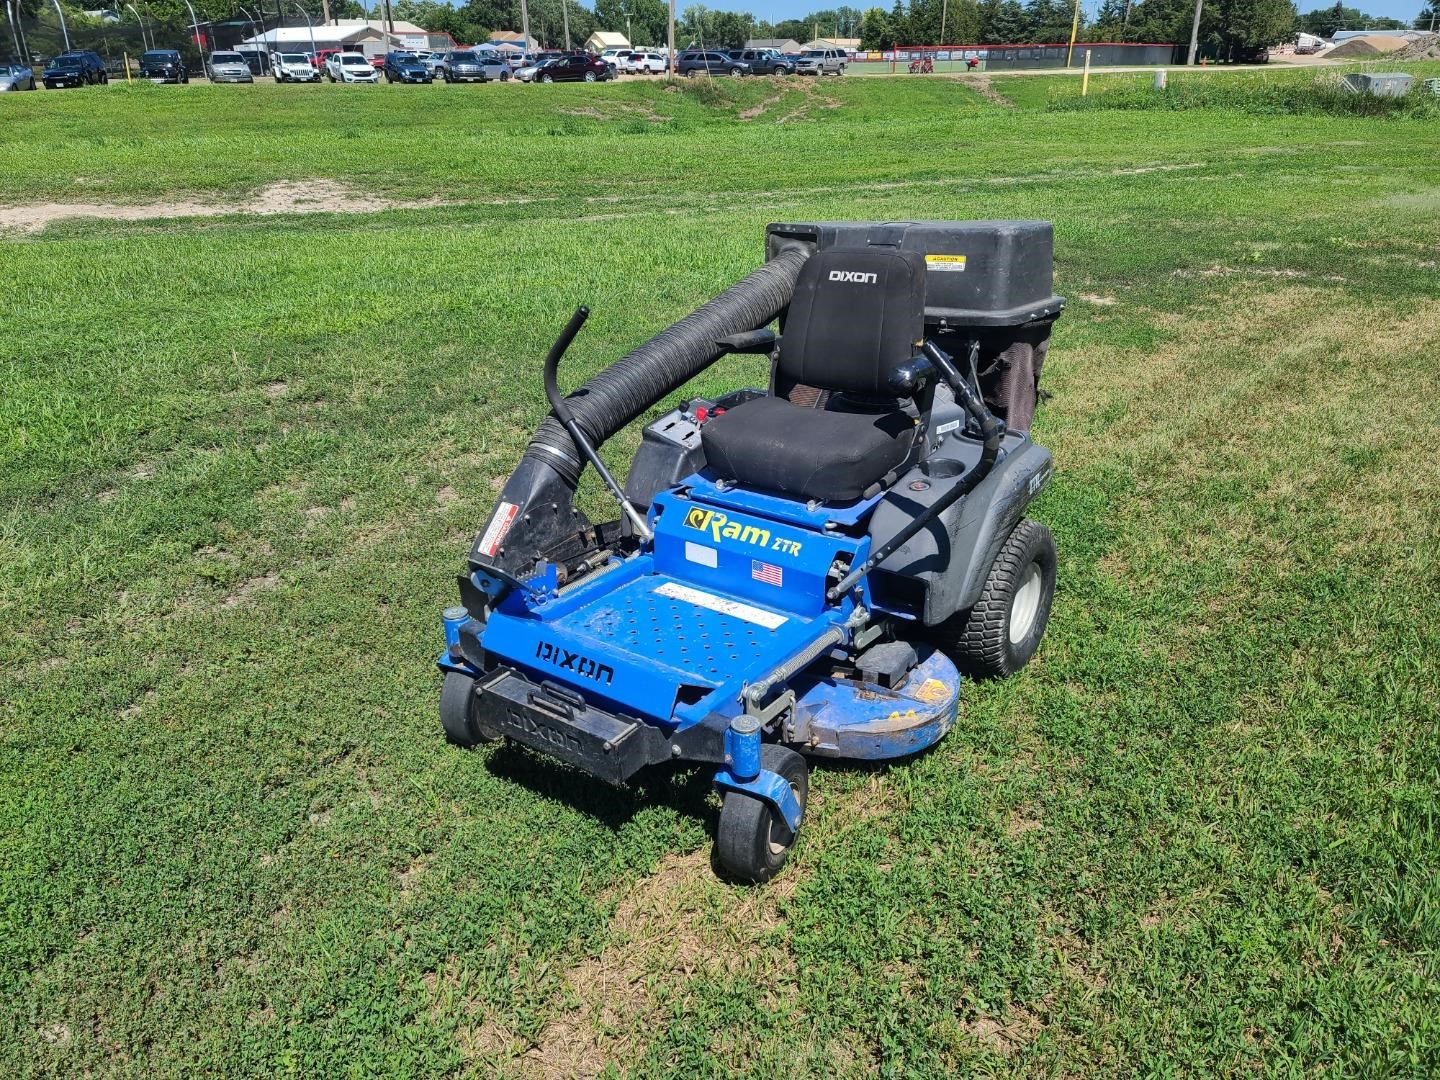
[777,248,926,398]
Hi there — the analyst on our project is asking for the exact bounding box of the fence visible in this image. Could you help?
[848,42,1177,75]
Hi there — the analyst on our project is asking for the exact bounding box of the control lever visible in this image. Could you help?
[543,306,654,543]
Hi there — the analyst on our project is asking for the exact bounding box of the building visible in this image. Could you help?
[238,24,389,58]
[585,30,630,53]
[745,37,801,53]
[802,37,861,53]
[490,29,539,51]
[329,18,431,51]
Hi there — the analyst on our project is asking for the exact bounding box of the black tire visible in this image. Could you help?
[540,73,553,83]
[439,670,495,747]
[932,518,1056,680]
[500,70,509,81]
[715,744,808,884]
[583,70,596,82]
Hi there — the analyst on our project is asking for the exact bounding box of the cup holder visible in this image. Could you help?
[921,458,965,479]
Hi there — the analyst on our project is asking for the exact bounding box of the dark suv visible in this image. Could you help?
[534,54,612,82]
[382,51,431,83]
[725,48,792,76]
[43,51,107,88]
[677,50,748,77]
[138,49,188,83]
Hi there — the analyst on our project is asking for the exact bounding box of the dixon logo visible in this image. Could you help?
[828,270,878,284]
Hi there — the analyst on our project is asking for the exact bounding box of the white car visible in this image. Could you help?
[271,51,320,82]
[622,51,666,74]
[598,48,630,70]
[326,52,378,83]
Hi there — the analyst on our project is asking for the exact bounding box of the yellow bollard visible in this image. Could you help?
[124,52,132,83]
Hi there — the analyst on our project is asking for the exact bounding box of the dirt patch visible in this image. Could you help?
[962,1007,1041,1056]
[219,570,280,609]
[450,847,799,1076]
[0,179,451,234]
[263,380,289,399]
[954,73,1015,108]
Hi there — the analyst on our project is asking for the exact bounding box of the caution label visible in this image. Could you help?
[925,254,967,272]
[477,501,519,557]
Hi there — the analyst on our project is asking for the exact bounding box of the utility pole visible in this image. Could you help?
[520,0,530,55]
[667,0,674,75]
[1186,0,1202,64]
[561,0,569,49]
[940,0,947,45]
[1065,0,1080,65]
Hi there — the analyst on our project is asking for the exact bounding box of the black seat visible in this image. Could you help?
[701,248,926,503]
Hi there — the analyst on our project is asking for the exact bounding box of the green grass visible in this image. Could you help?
[3,75,1440,1077]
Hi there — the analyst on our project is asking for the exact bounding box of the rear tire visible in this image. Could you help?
[715,744,808,884]
[583,70,596,82]
[440,670,495,747]
[931,518,1056,680]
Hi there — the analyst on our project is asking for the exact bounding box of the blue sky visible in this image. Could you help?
[711,0,1431,29]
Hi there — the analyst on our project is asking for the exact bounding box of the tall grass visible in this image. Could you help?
[1050,69,1440,118]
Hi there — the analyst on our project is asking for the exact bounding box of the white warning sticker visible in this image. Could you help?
[684,541,719,568]
[478,501,519,557]
[653,582,788,629]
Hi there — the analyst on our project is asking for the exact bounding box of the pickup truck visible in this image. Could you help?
[725,48,794,76]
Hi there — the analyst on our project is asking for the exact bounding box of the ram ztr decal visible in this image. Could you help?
[682,508,802,557]
[535,641,615,685]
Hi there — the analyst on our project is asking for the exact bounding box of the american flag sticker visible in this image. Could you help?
[751,560,783,587]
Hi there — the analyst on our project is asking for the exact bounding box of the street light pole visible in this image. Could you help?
[291,0,316,61]
[183,0,203,58]
[237,5,261,68]
[51,0,70,51]
[125,2,149,48]
[6,0,23,61]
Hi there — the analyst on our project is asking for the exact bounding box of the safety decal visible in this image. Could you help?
[478,501,519,557]
[925,254,967,272]
[685,541,718,568]
[653,582,788,630]
[751,560,783,587]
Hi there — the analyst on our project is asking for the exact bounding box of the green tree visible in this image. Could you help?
[1025,0,1078,40]
[978,0,1030,40]
[860,5,893,46]
[1216,0,1297,44]
[594,0,669,44]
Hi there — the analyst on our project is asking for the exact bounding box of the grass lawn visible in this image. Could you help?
[2,73,1439,1077]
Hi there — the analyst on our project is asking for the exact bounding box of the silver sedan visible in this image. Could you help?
[0,62,36,91]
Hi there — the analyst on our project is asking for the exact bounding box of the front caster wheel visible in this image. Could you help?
[932,518,1057,679]
[439,670,496,747]
[715,744,808,884]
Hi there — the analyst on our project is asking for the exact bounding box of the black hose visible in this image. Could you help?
[524,246,811,486]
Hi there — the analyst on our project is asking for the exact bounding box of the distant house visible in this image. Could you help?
[745,37,801,54]
[239,24,389,57]
[329,18,432,52]
[490,29,539,51]
[585,30,630,53]
[802,37,861,53]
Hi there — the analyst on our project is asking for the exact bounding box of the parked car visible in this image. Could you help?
[725,48,793,76]
[368,53,386,69]
[677,50,748,77]
[271,51,320,82]
[795,47,845,75]
[382,51,432,83]
[440,50,508,82]
[534,53,613,82]
[313,47,341,70]
[419,51,448,78]
[137,48,188,83]
[514,51,569,82]
[325,51,378,83]
[206,51,254,83]
[621,51,666,74]
[42,51,107,88]
[0,61,36,90]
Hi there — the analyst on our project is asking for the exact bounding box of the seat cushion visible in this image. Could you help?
[701,396,916,504]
